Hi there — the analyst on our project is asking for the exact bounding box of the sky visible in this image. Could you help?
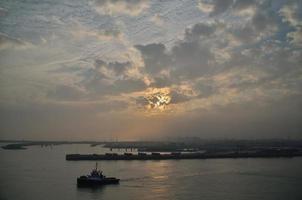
[0,0,301,140]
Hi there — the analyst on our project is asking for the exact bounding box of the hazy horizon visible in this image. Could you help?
[1,0,302,141]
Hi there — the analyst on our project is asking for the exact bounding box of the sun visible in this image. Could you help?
[144,87,172,111]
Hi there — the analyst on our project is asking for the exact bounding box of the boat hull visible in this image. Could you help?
[77,177,120,187]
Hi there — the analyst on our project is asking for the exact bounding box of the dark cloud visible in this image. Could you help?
[79,66,107,87]
[78,59,146,96]
[136,22,223,81]
[135,96,149,107]
[230,3,278,44]
[184,23,218,40]
[149,76,172,88]
[136,22,226,84]
[48,59,147,99]
[252,9,276,32]
[170,90,191,104]
[109,61,131,75]
[94,59,131,76]
[194,79,217,98]
[171,40,214,78]
[81,76,146,96]
[135,43,170,75]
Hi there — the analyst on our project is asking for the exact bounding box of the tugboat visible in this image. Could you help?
[77,163,120,187]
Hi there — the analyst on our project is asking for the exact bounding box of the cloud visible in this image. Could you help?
[170,90,191,104]
[231,10,278,44]
[47,85,87,101]
[94,0,149,16]
[136,22,226,82]
[197,0,270,19]
[279,2,302,46]
[279,2,302,27]
[94,59,131,77]
[233,0,256,10]
[79,59,147,96]
[198,1,215,14]
[210,0,234,16]
[287,29,302,46]
[184,22,218,40]
[135,22,222,84]
[71,26,124,42]
[132,9,301,114]
[135,43,170,75]
[194,78,217,98]
[0,33,33,50]
[198,0,234,16]
[150,14,164,26]
[171,40,214,78]
[232,0,257,16]
[135,95,149,107]
[1,0,302,140]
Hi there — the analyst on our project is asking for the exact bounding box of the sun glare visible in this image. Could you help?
[144,88,172,111]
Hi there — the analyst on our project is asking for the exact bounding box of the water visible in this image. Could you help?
[1,144,302,200]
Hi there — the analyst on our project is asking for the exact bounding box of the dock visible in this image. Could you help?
[66,150,302,161]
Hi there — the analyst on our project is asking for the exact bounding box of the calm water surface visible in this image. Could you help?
[1,144,302,200]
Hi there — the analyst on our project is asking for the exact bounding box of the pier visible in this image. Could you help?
[66,150,302,161]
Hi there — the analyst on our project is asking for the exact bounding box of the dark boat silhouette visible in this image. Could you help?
[77,163,120,187]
